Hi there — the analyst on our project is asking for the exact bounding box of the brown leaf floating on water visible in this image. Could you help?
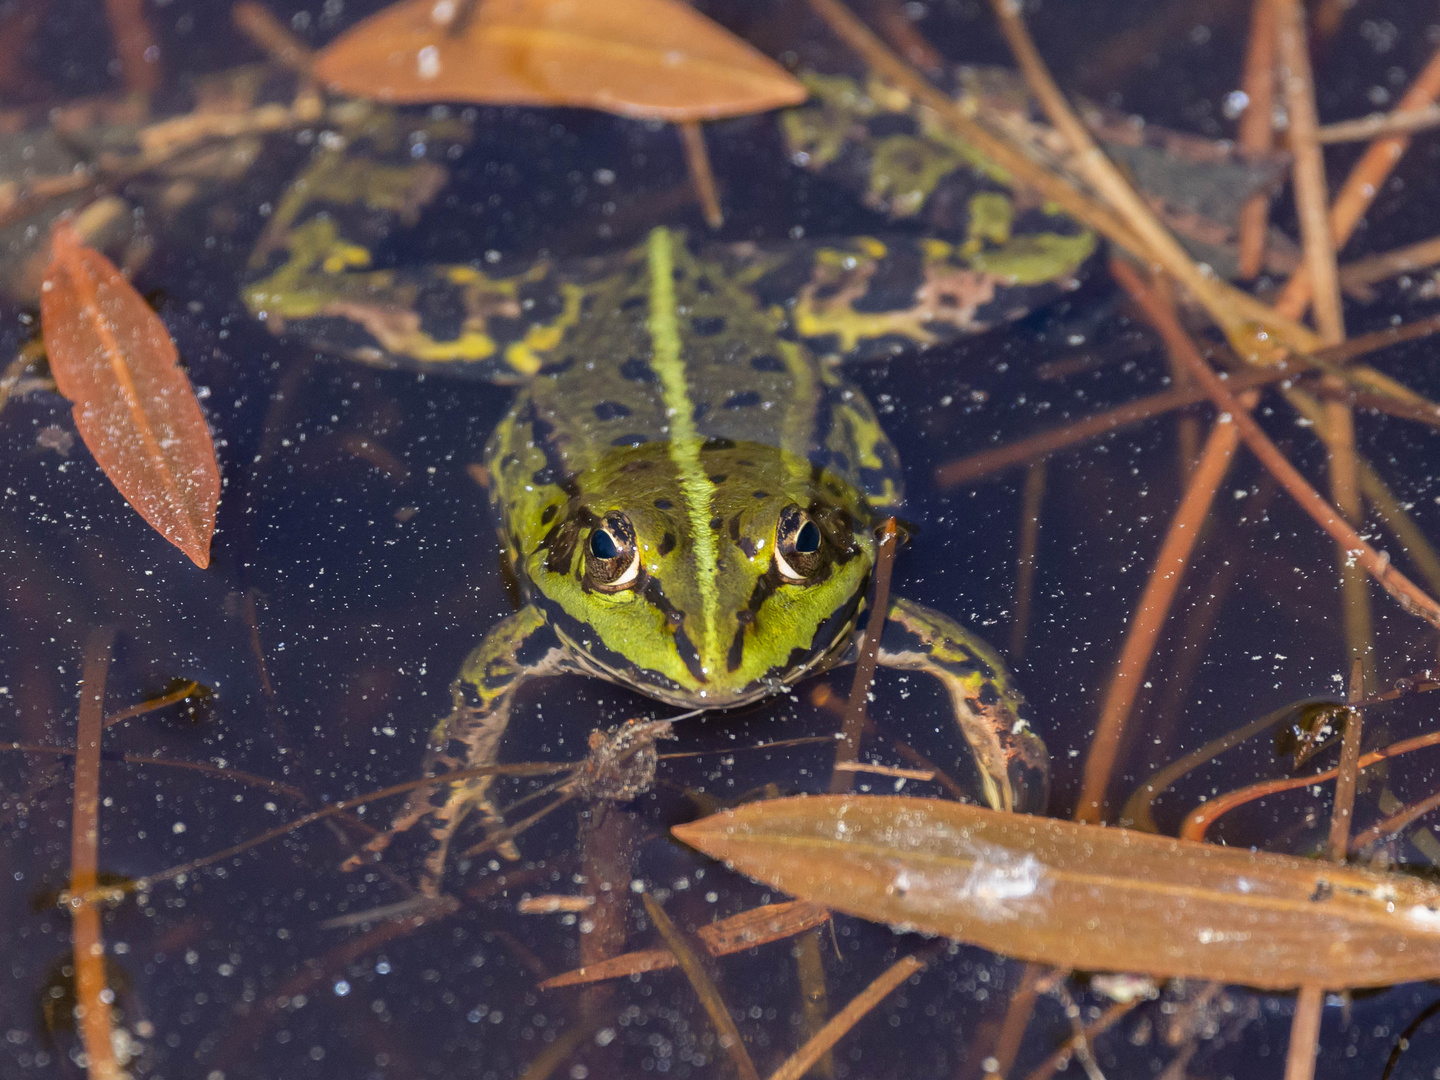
[313,0,807,120]
[40,222,220,568]
[673,794,1440,990]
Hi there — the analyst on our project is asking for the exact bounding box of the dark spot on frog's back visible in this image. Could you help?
[413,279,468,342]
[724,391,762,410]
[654,498,672,510]
[540,504,558,526]
[621,295,645,312]
[612,434,648,447]
[658,532,676,556]
[750,354,785,372]
[702,436,734,452]
[621,357,656,382]
[691,316,726,336]
[593,401,631,421]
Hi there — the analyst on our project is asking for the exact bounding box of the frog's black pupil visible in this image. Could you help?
[795,521,821,553]
[591,529,620,560]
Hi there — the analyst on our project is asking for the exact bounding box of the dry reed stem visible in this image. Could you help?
[1181,725,1440,841]
[1359,460,1440,597]
[103,0,159,94]
[793,928,835,1079]
[830,519,899,793]
[519,1021,605,1080]
[1009,461,1045,660]
[1020,1000,1138,1080]
[1339,233,1440,298]
[1351,784,1440,852]
[642,893,760,1080]
[1318,103,1440,144]
[765,953,928,1080]
[1236,0,1278,279]
[1285,984,1324,1080]
[1113,261,1440,628]
[1275,0,1345,344]
[1076,408,1243,824]
[232,1,315,72]
[1289,665,1365,1080]
[70,627,120,1080]
[103,679,200,727]
[934,366,1285,489]
[1275,39,1440,319]
[987,965,1052,1080]
[679,121,724,229]
[984,0,1319,359]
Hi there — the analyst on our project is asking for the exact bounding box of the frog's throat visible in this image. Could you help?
[645,226,720,668]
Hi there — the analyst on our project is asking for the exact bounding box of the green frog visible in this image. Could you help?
[242,78,1093,892]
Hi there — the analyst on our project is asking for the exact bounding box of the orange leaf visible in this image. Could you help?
[313,0,807,120]
[40,223,220,568]
[673,795,1440,990]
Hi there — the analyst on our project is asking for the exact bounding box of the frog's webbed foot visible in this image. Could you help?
[344,605,570,896]
[877,596,1049,814]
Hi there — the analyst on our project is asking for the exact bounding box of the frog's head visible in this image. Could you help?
[519,442,878,708]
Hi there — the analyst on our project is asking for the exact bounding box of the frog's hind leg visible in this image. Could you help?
[348,604,572,896]
[876,597,1049,814]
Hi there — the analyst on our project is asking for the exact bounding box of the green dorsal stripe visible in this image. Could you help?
[646,227,718,678]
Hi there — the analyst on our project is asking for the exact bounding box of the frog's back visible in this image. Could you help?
[498,234,900,513]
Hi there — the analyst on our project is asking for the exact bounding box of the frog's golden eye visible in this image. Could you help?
[775,505,825,583]
[586,513,640,591]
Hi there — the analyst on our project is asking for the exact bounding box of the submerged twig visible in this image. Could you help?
[766,950,934,1080]
[1235,0,1277,279]
[1009,461,1045,660]
[643,892,760,1080]
[69,627,121,1080]
[1318,103,1440,144]
[679,121,724,229]
[830,518,899,793]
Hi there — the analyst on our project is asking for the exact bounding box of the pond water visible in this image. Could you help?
[5,0,1440,1077]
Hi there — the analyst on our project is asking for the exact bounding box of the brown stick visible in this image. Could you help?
[765,953,929,1080]
[1009,462,1045,660]
[1020,999,1139,1080]
[1276,0,1345,344]
[1318,103,1440,144]
[1285,984,1325,1080]
[70,627,120,1080]
[1274,39,1440,319]
[232,1,315,72]
[678,121,724,230]
[643,893,760,1080]
[1326,661,1366,861]
[830,519,899,793]
[1112,260,1440,628]
[1339,233,1440,298]
[103,0,159,94]
[1076,352,1249,822]
[1236,0,1278,279]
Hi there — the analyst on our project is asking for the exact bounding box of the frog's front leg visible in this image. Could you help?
[878,597,1049,814]
[352,604,571,895]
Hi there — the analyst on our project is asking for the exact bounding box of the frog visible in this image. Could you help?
[240,79,1094,893]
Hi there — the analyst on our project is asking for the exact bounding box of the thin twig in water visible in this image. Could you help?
[642,892,760,1080]
[1021,999,1138,1080]
[1318,103,1440,143]
[830,518,899,793]
[1235,0,1277,279]
[69,627,121,1080]
[766,949,934,1080]
[678,121,724,229]
[1339,233,1440,299]
[1009,461,1045,660]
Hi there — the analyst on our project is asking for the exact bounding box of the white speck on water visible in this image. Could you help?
[417,45,441,80]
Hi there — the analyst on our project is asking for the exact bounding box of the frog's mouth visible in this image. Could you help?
[548,571,869,711]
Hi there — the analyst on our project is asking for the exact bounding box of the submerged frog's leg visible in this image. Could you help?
[762,72,1096,361]
[243,138,586,381]
[876,596,1049,814]
[353,605,572,894]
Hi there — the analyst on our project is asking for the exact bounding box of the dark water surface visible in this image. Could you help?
[6,1,1440,1077]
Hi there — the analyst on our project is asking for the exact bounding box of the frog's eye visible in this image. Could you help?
[586,513,640,591]
[775,506,825,583]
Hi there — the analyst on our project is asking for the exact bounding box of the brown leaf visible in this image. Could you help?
[40,222,220,568]
[672,795,1440,990]
[313,0,806,120]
